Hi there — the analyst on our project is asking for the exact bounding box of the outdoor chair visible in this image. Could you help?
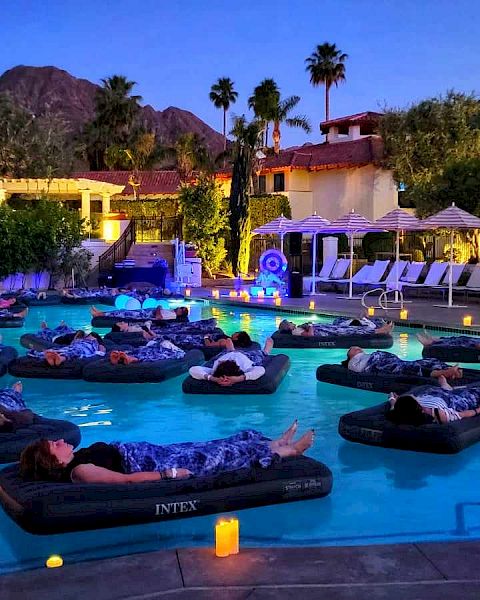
[365,260,409,291]
[398,261,426,285]
[335,260,390,291]
[453,265,480,298]
[303,256,337,293]
[401,262,448,297]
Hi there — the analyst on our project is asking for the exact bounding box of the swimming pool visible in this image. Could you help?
[0,300,479,573]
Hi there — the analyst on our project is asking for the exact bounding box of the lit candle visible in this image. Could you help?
[46,555,63,568]
[273,290,280,299]
[229,290,237,298]
[400,308,408,320]
[185,289,191,298]
[309,300,315,310]
[229,518,239,555]
[463,315,473,327]
[258,290,265,299]
[367,307,375,316]
[244,294,250,302]
[212,289,220,299]
[275,297,282,306]
[215,520,231,557]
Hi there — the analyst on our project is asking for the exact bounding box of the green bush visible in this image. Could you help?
[111,197,178,218]
[361,232,394,262]
[411,248,425,262]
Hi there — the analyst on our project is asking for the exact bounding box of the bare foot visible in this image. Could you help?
[279,420,298,446]
[263,337,274,354]
[293,429,315,454]
[437,375,453,390]
[123,354,139,365]
[110,350,121,365]
[91,307,102,317]
[44,351,56,367]
[12,381,22,394]
[416,332,433,346]
[377,322,394,335]
[55,354,66,366]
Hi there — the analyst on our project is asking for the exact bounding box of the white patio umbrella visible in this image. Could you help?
[323,209,383,299]
[421,202,480,308]
[252,214,297,254]
[285,212,330,295]
[374,208,421,302]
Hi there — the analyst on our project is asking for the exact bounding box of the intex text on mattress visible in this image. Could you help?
[272,331,393,349]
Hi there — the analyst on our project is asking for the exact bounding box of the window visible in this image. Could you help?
[273,172,285,192]
[258,175,266,194]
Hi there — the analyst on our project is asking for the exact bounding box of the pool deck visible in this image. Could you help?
[2,541,480,599]
[194,287,480,333]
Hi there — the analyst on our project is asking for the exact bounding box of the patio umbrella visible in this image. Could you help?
[421,202,480,308]
[285,212,330,295]
[252,215,298,254]
[323,210,383,299]
[374,208,421,302]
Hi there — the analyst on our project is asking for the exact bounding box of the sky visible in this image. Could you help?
[3,0,480,148]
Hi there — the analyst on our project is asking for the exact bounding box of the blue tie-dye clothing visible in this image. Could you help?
[364,351,449,377]
[29,338,104,361]
[209,348,266,367]
[0,388,27,412]
[105,308,156,320]
[308,324,382,337]
[123,340,185,362]
[36,324,75,342]
[332,317,385,328]
[432,336,480,349]
[0,309,17,318]
[152,318,217,334]
[112,429,274,477]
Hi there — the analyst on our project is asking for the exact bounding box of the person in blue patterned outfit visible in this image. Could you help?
[91,305,189,322]
[278,319,394,337]
[0,307,27,319]
[388,377,480,425]
[0,381,35,432]
[0,382,26,412]
[36,321,77,344]
[345,347,463,380]
[417,331,480,350]
[109,339,185,365]
[20,421,315,483]
[29,333,106,366]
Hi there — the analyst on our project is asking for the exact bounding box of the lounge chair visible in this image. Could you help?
[303,256,337,293]
[453,265,480,298]
[336,260,390,289]
[401,262,448,296]
[398,261,426,285]
[318,258,351,281]
[366,260,409,290]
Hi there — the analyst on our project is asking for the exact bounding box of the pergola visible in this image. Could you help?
[0,177,125,221]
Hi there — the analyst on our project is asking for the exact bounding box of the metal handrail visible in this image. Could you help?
[98,220,136,273]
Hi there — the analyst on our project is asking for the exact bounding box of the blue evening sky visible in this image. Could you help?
[3,0,480,148]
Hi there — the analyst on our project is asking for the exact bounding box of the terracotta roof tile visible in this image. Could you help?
[320,111,383,133]
[72,171,181,195]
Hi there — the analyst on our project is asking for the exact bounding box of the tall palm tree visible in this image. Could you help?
[305,42,348,121]
[271,96,311,154]
[209,77,238,151]
[248,78,280,147]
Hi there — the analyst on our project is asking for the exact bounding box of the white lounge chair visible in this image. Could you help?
[433,264,466,288]
[399,261,426,284]
[367,260,409,290]
[454,265,480,296]
[336,260,390,287]
[317,258,351,282]
[401,262,448,295]
[304,256,337,293]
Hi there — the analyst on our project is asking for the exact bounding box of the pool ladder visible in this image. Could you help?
[361,287,406,311]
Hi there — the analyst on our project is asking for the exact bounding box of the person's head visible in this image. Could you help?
[279,319,295,332]
[174,306,189,319]
[213,360,244,378]
[350,319,362,326]
[87,332,103,344]
[20,438,75,481]
[73,330,85,341]
[231,331,252,348]
[347,346,363,361]
[112,321,129,333]
[387,395,435,427]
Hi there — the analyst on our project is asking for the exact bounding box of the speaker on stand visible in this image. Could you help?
[287,233,304,297]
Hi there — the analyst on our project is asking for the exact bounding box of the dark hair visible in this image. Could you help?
[111,324,121,332]
[73,330,86,340]
[341,359,349,368]
[88,332,103,344]
[213,360,243,378]
[387,395,435,427]
[350,319,362,326]
[20,439,64,481]
[55,332,76,345]
[232,331,251,348]
[175,306,189,320]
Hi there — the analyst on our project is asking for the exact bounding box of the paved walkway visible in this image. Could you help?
[2,541,480,599]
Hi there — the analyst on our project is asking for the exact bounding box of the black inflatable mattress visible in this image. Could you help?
[339,393,480,454]
[8,355,103,380]
[103,327,225,349]
[182,354,290,395]
[0,346,18,376]
[422,344,480,364]
[61,296,101,305]
[316,363,480,394]
[0,454,332,534]
[21,295,61,306]
[272,331,393,349]
[0,416,80,464]
[82,349,205,383]
[20,333,118,353]
[92,314,189,328]
[0,316,24,328]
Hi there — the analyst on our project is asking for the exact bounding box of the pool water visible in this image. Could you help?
[0,300,479,573]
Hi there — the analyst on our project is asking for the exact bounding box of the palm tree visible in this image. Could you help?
[209,77,238,151]
[305,42,348,121]
[248,78,280,147]
[271,96,311,154]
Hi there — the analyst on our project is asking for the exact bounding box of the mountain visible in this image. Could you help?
[0,65,225,156]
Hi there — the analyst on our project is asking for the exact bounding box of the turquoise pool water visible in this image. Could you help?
[0,300,480,573]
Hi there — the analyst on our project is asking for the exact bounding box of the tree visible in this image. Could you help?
[174,133,211,182]
[229,116,263,276]
[179,177,228,277]
[380,92,480,216]
[209,77,238,151]
[248,78,280,147]
[270,95,311,154]
[305,42,348,121]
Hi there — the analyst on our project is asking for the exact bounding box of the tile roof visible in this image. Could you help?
[259,136,384,173]
[72,171,181,195]
[320,111,383,134]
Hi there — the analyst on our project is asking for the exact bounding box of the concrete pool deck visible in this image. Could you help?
[2,541,480,599]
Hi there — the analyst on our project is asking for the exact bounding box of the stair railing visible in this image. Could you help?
[98,220,136,273]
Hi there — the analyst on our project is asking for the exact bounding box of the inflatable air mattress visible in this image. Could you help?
[92,314,189,328]
[21,295,61,306]
[20,333,118,353]
[61,296,100,305]
[0,316,24,328]
[272,331,393,349]
[0,416,80,464]
[422,345,480,364]
[103,327,225,350]
[82,349,204,383]
[0,455,332,534]
[0,346,18,376]
[316,363,480,394]
[182,354,290,395]
[8,355,103,380]
[339,392,480,454]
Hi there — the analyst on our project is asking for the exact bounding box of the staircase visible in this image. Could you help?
[126,243,175,272]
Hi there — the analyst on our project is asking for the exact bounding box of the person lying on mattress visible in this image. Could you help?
[0,307,28,319]
[19,420,314,483]
[141,328,254,349]
[0,382,35,432]
[28,332,106,367]
[109,339,186,365]
[17,289,47,300]
[278,319,394,337]
[188,338,274,386]
[35,321,80,345]
[417,331,480,350]
[90,305,189,322]
[344,347,463,380]
[0,297,18,309]
[388,377,480,425]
